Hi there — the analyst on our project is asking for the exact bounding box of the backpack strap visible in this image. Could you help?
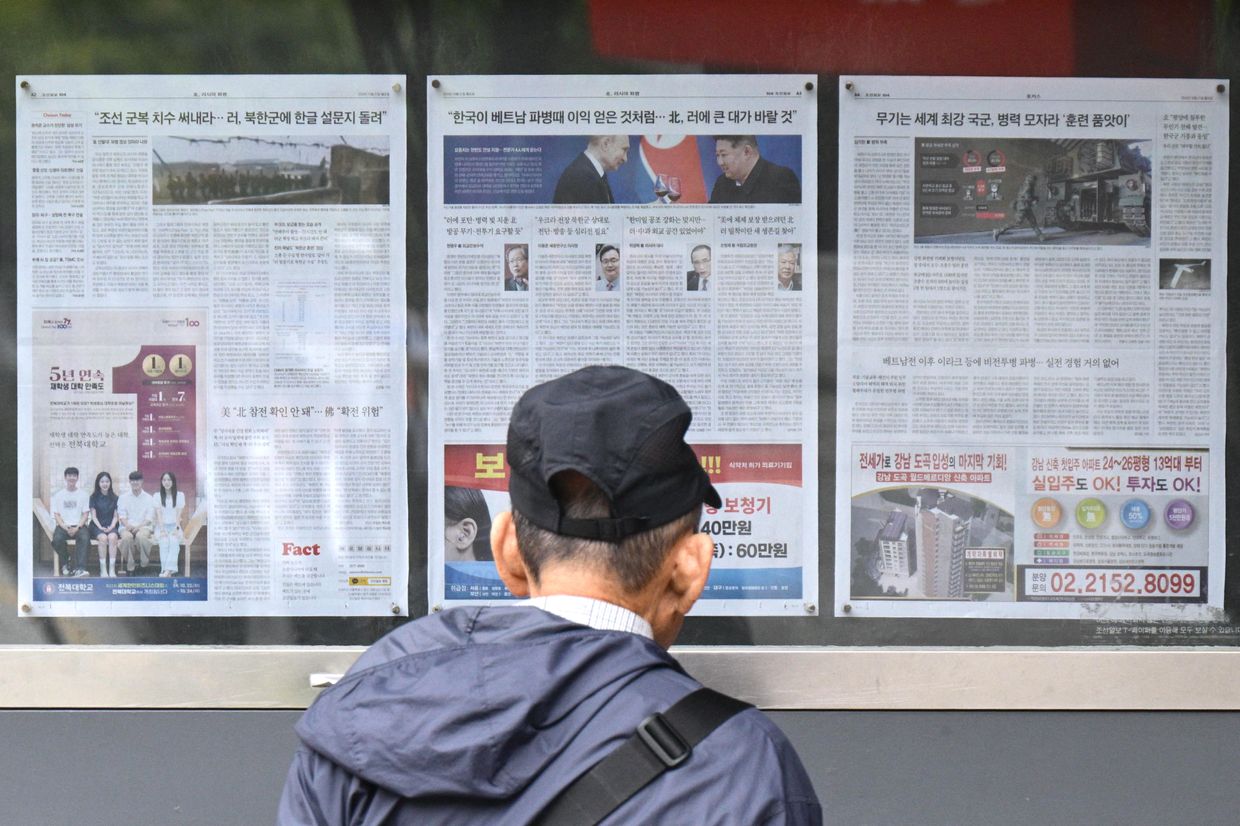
[533,687,752,826]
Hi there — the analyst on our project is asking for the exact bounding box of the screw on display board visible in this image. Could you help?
[392,82,402,93]
[431,79,441,89]
[804,81,814,92]
[20,80,30,91]
[1219,83,1227,94]
[845,81,854,92]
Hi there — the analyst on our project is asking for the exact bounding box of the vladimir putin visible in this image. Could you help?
[553,135,630,204]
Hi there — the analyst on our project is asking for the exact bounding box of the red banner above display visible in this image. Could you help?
[589,0,1211,78]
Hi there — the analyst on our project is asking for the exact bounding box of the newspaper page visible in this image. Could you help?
[16,75,408,617]
[837,76,1227,620]
[427,75,818,617]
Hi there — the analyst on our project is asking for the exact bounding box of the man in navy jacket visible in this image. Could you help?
[280,366,821,825]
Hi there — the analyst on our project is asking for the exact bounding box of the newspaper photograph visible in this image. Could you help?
[837,76,1228,619]
[17,75,408,617]
[428,74,819,616]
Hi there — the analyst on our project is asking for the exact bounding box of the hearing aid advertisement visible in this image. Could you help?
[439,443,809,614]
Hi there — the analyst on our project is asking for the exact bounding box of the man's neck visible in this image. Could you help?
[527,566,651,623]
[519,594,654,640]
[583,149,606,177]
[735,156,759,185]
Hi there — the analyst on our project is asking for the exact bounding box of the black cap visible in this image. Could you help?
[506,366,722,541]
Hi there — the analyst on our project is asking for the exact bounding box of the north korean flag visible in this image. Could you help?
[638,135,709,204]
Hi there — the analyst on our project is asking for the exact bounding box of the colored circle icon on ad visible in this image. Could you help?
[1119,498,1151,530]
[1165,499,1195,531]
[142,353,166,378]
[1030,497,1063,529]
[1075,498,1107,529]
[169,353,193,377]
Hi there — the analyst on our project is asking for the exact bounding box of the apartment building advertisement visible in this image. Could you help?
[837,76,1227,620]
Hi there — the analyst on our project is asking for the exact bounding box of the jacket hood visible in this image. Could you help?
[295,606,682,801]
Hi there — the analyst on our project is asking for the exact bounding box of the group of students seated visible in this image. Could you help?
[49,466,187,578]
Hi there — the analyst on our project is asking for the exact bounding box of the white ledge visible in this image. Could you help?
[3,646,1240,710]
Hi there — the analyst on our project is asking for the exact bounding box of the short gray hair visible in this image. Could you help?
[513,471,702,593]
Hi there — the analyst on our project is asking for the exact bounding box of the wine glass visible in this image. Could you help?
[653,173,670,202]
[667,176,682,202]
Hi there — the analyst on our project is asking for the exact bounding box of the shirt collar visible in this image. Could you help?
[517,594,653,640]
[584,151,606,178]
[736,156,762,190]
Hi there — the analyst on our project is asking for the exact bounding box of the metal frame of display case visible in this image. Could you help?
[2,647,1239,709]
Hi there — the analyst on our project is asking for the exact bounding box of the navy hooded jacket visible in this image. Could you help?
[279,606,822,825]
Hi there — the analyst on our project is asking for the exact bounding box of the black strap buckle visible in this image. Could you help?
[636,712,690,767]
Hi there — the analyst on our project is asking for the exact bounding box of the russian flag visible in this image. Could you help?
[638,135,708,204]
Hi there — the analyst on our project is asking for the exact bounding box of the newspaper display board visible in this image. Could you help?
[837,76,1228,620]
[427,75,819,616]
[16,75,409,617]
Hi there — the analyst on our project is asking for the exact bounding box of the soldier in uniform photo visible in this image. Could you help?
[993,171,1046,242]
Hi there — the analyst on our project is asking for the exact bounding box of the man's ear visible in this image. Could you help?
[491,511,531,598]
[647,530,714,649]
[669,530,714,614]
